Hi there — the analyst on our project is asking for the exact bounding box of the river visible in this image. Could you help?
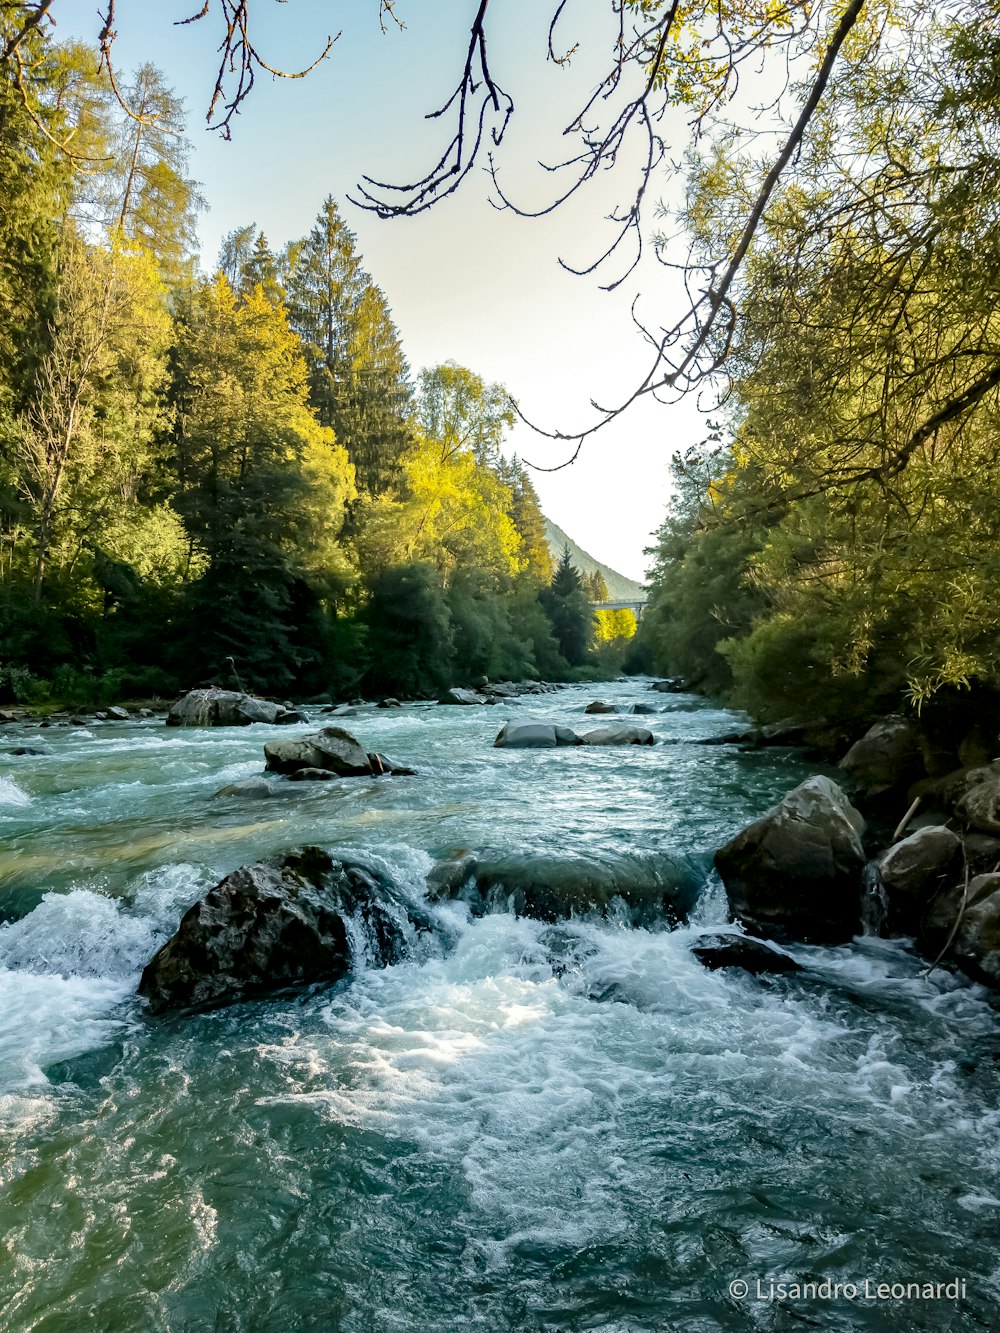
[1,681,998,1330]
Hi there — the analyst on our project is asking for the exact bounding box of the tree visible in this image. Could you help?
[501,457,553,585]
[284,198,411,494]
[364,561,453,697]
[4,1,885,430]
[16,232,172,602]
[51,48,202,284]
[417,362,515,468]
[170,274,355,688]
[539,546,593,667]
[587,569,609,603]
[638,6,1000,721]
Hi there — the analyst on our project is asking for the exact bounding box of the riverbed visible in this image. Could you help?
[1,681,998,1330]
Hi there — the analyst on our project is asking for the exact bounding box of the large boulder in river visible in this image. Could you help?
[579,725,655,746]
[139,847,418,1012]
[440,687,489,705]
[427,850,700,927]
[951,874,1000,987]
[584,701,617,714]
[876,825,962,928]
[714,776,867,942]
[166,689,299,728]
[494,722,580,749]
[264,726,373,777]
[839,717,924,798]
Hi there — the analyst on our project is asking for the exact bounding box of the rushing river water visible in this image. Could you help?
[1,680,999,1331]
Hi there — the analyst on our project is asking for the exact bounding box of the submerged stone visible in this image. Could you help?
[690,932,804,974]
[264,726,373,777]
[426,850,700,927]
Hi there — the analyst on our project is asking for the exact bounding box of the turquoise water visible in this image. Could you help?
[1,682,998,1330]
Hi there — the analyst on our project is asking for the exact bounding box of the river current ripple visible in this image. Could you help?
[0,681,998,1331]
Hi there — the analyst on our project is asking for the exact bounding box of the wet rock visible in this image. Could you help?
[493,722,580,749]
[758,717,817,746]
[138,708,154,719]
[698,728,758,746]
[367,752,417,776]
[93,712,107,722]
[951,874,1000,987]
[0,710,19,724]
[630,703,658,716]
[378,697,401,709]
[877,826,962,923]
[275,707,309,725]
[139,847,417,1012]
[287,767,338,782]
[167,689,287,728]
[650,679,690,694]
[714,776,867,943]
[108,705,131,721]
[323,703,360,717]
[427,850,700,927]
[584,701,618,714]
[839,717,924,798]
[439,687,489,706]
[962,831,1000,876]
[214,777,279,799]
[690,932,804,975]
[264,726,373,778]
[8,746,46,756]
[955,768,1000,836]
[578,725,655,746]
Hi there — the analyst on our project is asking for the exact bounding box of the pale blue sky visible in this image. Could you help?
[59,0,711,581]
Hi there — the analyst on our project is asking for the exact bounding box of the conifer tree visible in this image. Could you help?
[539,547,594,666]
[285,197,411,494]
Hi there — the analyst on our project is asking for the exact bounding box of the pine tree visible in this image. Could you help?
[284,197,411,494]
[504,457,552,584]
[539,546,593,666]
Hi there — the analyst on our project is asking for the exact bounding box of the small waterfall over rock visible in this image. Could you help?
[860,859,889,936]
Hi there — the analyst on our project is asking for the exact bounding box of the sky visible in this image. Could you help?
[57,0,714,582]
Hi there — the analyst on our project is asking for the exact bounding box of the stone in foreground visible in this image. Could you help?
[690,932,804,975]
[714,776,867,942]
[579,725,655,746]
[139,847,413,1012]
[494,722,580,748]
[264,725,373,777]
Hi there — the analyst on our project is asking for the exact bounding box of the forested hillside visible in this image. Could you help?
[0,29,637,704]
[543,519,645,603]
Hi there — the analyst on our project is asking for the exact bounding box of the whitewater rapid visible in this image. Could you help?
[1,683,998,1330]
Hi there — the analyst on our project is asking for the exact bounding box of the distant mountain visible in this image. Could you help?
[543,517,646,602]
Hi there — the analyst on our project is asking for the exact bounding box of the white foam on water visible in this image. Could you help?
[0,863,211,1096]
[0,775,30,807]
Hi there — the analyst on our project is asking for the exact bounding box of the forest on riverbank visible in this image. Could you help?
[0,27,639,707]
[631,3,1000,745]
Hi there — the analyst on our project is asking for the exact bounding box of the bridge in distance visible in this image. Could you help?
[594,599,647,620]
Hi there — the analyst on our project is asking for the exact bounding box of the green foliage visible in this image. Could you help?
[640,4,1000,723]
[0,26,621,698]
[539,547,595,668]
[285,198,411,495]
[364,562,454,696]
